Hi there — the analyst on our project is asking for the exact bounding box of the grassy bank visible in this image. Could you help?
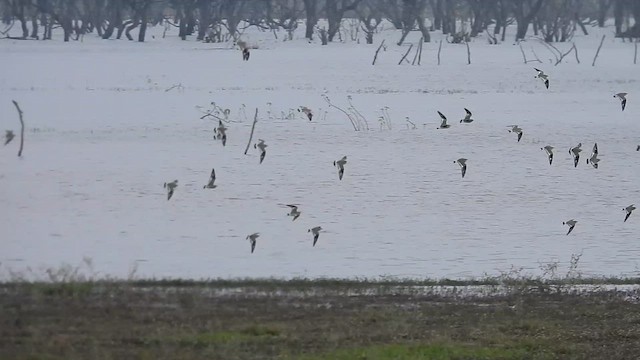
[1,278,639,359]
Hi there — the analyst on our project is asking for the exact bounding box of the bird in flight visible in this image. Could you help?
[508,125,523,142]
[164,180,178,200]
[299,106,313,121]
[454,158,467,178]
[569,143,582,168]
[203,168,217,189]
[334,156,347,180]
[437,111,450,129]
[286,204,301,221]
[246,233,260,253]
[254,139,267,164]
[563,219,577,235]
[534,68,549,89]
[541,145,554,165]
[308,226,322,247]
[623,205,636,222]
[4,130,14,146]
[586,143,599,169]
[460,108,474,123]
[614,92,627,111]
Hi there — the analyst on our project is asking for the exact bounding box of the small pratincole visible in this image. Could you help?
[534,68,549,89]
[623,204,636,222]
[334,156,347,180]
[508,125,523,142]
[454,158,467,178]
[203,168,217,189]
[437,111,450,129]
[246,233,260,253]
[541,145,554,165]
[614,92,627,111]
[586,143,599,169]
[460,108,474,123]
[254,139,267,164]
[563,219,577,235]
[286,204,301,221]
[214,120,228,146]
[569,143,582,168]
[4,130,14,146]
[308,226,322,247]
[163,180,178,200]
[299,106,313,121]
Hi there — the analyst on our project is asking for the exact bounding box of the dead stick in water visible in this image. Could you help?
[244,108,258,155]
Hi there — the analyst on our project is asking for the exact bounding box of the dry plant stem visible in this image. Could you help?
[466,41,471,65]
[573,43,580,64]
[519,43,527,63]
[634,42,637,65]
[244,108,258,155]
[417,39,423,65]
[555,43,577,65]
[347,98,369,130]
[324,96,358,131]
[592,35,605,66]
[372,39,385,65]
[398,44,413,65]
[12,100,24,157]
[437,39,443,65]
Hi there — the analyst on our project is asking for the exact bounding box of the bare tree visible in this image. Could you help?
[266,0,302,41]
[326,0,362,42]
[513,0,545,41]
[302,0,317,39]
[357,0,383,44]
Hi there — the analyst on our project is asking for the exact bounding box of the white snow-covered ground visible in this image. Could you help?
[1,22,639,280]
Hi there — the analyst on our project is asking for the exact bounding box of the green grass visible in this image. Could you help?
[300,343,537,360]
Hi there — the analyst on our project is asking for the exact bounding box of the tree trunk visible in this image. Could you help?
[613,0,624,36]
[125,19,139,40]
[30,17,38,39]
[430,0,442,30]
[303,0,317,39]
[514,0,545,41]
[417,16,431,42]
[598,0,611,27]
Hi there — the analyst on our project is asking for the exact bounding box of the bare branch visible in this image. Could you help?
[12,100,24,157]
[244,109,258,155]
[592,35,605,66]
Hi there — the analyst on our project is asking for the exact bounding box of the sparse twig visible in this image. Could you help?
[12,100,24,157]
[398,44,413,65]
[244,108,258,155]
[519,43,527,63]
[592,35,605,66]
[437,39,442,65]
[634,42,637,65]
[323,94,359,131]
[372,39,385,65]
[164,83,184,92]
[412,37,423,65]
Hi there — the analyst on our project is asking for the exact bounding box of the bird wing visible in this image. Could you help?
[286,205,298,211]
[464,108,471,120]
[437,111,446,121]
[210,168,216,184]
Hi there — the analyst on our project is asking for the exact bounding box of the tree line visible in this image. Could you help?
[1,0,639,43]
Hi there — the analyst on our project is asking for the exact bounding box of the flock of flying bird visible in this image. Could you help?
[153,67,635,249]
[6,67,628,253]
[159,111,338,253]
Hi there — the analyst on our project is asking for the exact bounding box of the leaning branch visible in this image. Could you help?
[398,44,413,65]
[12,100,24,157]
[592,35,605,66]
[372,39,385,65]
[437,39,443,65]
[244,108,258,155]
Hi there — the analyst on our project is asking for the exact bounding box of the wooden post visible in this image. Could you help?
[417,38,423,65]
[465,41,471,65]
[437,39,442,65]
[372,39,385,65]
[412,37,423,65]
[592,35,605,66]
[12,100,24,157]
[634,41,637,65]
[244,108,258,155]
